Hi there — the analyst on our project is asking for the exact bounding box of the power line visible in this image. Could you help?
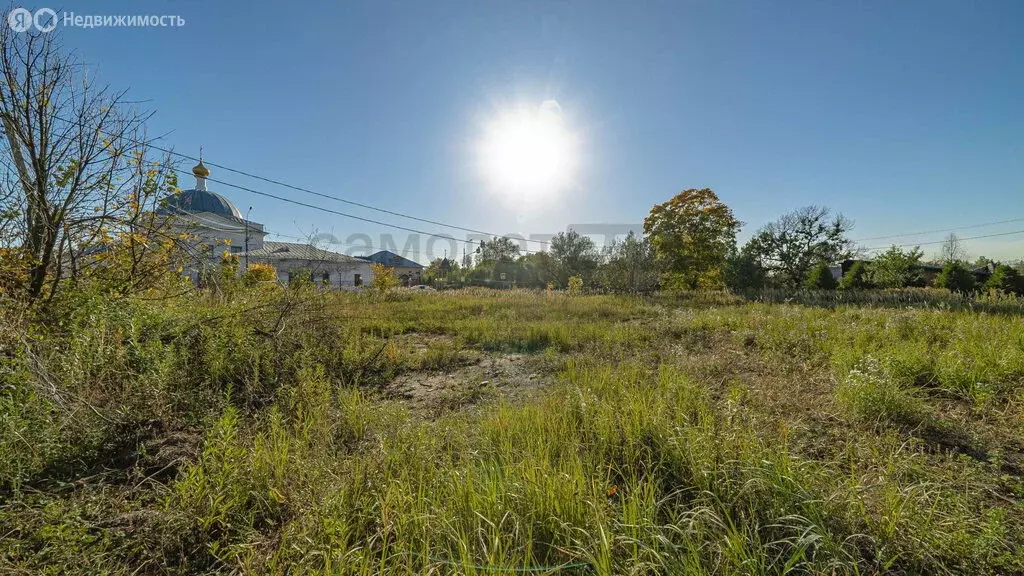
[48,112,550,247]
[40,112,1022,257]
[167,166,543,255]
[853,217,1024,242]
[864,228,1024,252]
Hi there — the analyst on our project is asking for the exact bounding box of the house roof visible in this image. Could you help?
[359,250,423,269]
[243,241,363,263]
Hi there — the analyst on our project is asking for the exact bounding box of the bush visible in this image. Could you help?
[838,261,871,290]
[934,262,976,294]
[242,263,277,286]
[567,275,583,296]
[985,264,1022,295]
[805,262,838,290]
[287,269,314,290]
[868,246,924,288]
[370,263,400,293]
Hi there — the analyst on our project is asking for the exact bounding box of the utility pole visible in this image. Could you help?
[244,206,252,272]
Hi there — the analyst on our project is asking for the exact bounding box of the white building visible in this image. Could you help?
[160,155,374,288]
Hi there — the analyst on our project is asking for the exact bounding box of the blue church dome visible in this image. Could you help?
[161,188,242,218]
[159,152,243,219]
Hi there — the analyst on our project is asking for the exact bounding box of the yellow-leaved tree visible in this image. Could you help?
[643,188,739,290]
[369,263,399,293]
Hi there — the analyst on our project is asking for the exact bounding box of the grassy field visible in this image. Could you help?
[1,287,1022,574]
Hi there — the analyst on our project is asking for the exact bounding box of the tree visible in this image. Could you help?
[423,257,459,285]
[598,232,659,292]
[973,255,995,270]
[0,24,176,301]
[934,262,976,294]
[838,260,871,290]
[986,264,1023,295]
[805,262,838,290]
[937,233,968,264]
[643,188,739,290]
[549,229,599,286]
[467,259,495,283]
[868,246,924,289]
[723,246,766,292]
[518,251,557,288]
[478,237,521,264]
[744,206,854,289]
[369,263,400,293]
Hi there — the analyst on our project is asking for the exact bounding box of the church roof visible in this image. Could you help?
[243,241,363,263]
[160,189,243,218]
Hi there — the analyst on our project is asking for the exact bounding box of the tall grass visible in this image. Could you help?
[1,287,1022,574]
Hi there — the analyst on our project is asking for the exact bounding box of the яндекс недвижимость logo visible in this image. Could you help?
[7,7,56,32]
[7,7,184,32]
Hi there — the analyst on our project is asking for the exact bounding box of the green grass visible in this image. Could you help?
[1,287,1022,574]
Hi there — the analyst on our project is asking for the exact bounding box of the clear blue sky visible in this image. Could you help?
[57,0,1024,262]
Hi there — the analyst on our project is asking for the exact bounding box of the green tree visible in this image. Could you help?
[598,232,659,292]
[423,257,459,285]
[868,246,924,289]
[467,260,495,283]
[518,252,557,288]
[491,259,521,285]
[745,206,854,289]
[805,262,838,290]
[478,237,521,264]
[549,229,600,286]
[986,264,1023,295]
[643,188,740,290]
[723,246,766,292]
[838,260,871,290]
[934,262,976,294]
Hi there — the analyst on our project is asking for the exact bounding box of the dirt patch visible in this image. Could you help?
[386,352,547,414]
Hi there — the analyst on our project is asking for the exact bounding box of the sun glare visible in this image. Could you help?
[478,100,578,200]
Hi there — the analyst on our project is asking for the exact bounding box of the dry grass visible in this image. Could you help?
[1,287,1022,574]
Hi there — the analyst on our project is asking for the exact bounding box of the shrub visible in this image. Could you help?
[868,246,924,288]
[836,357,929,427]
[567,275,583,296]
[934,262,976,294]
[838,261,871,290]
[242,263,277,286]
[985,264,1022,295]
[287,268,314,290]
[805,262,837,290]
[370,263,400,293]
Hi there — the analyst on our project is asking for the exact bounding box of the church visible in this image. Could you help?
[160,156,375,288]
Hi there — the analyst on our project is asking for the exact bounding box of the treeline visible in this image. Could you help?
[426,190,1024,295]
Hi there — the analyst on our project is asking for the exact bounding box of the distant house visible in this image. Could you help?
[832,259,994,284]
[359,250,424,286]
[243,241,374,288]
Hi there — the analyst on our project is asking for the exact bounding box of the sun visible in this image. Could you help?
[478,100,578,200]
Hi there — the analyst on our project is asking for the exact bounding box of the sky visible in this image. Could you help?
[50,0,1024,263]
